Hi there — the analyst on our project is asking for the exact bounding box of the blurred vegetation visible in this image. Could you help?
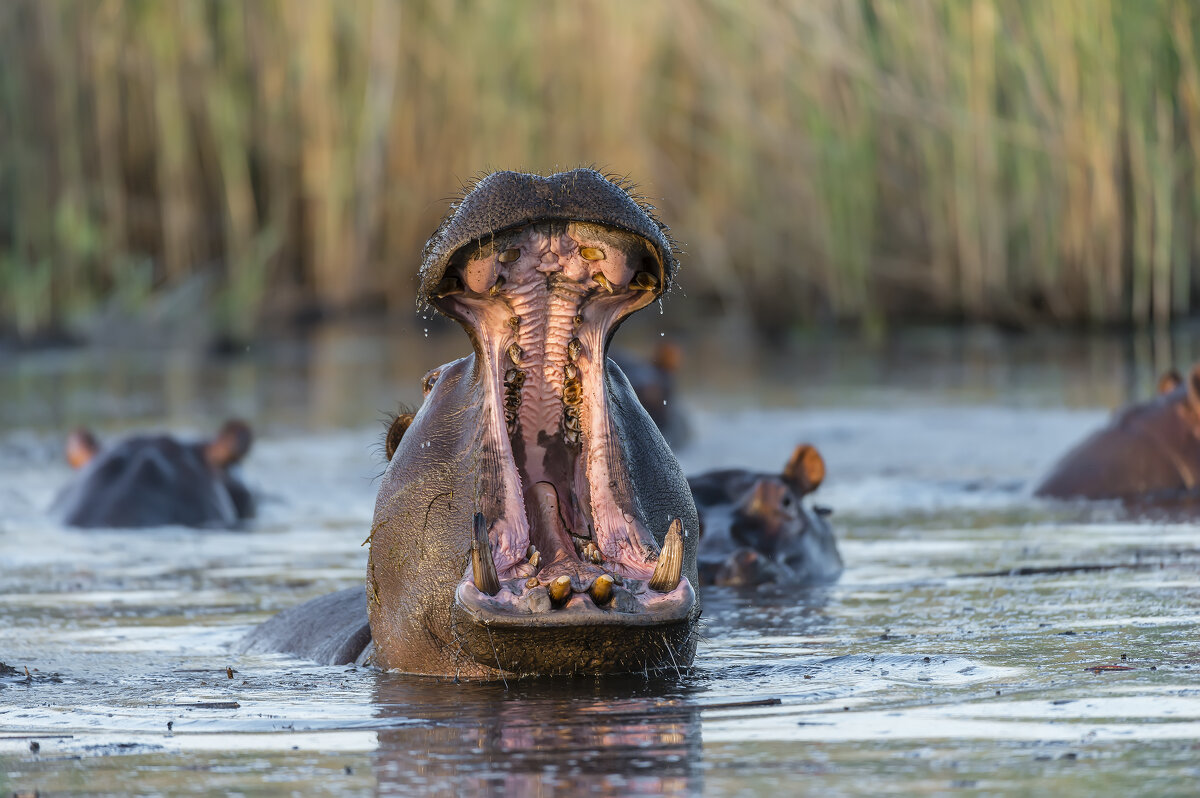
[3,0,1200,341]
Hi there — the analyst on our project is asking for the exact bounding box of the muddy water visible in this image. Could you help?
[2,321,1199,796]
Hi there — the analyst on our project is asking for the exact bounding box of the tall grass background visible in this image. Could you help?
[2,0,1199,341]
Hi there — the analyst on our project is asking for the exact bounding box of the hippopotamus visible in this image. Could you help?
[243,169,700,678]
[1035,365,1200,509]
[689,443,842,586]
[612,342,690,447]
[54,421,254,528]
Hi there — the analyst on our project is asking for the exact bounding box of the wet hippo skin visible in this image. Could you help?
[242,169,700,678]
[1036,364,1200,509]
[690,443,842,586]
[54,420,254,529]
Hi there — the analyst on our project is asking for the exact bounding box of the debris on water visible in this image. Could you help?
[226,667,235,679]
[166,721,173,732]
[28,741,39,753]
[1086,665,1134,673]
[175,702,240,709]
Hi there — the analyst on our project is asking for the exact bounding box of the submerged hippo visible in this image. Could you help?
[55,420,254,528]
[690,443,842,586]
[1036,365,1200,508]
[612,342,690,447]
[243,169,700,678]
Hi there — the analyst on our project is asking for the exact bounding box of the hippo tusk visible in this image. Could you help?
[470,513,501,596]
[648,519,684,593]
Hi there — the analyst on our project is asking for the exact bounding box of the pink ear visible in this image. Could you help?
[66,428,100,470]
[205,420,253,468]
[1158,369,1182,395]
[782,443,825,496]
[652,342,683,374]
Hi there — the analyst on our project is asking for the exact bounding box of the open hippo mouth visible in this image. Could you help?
[364,169,700,677]
[429,220,695,670]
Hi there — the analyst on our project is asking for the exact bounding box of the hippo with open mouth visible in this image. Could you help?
[243,169,700,678]
[1036,365,1200,509]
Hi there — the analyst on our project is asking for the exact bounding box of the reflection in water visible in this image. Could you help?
[370,676,702,797]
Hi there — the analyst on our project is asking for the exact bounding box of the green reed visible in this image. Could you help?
[2,0,1200,340]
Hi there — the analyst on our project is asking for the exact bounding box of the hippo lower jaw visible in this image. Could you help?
[422,221,697,675]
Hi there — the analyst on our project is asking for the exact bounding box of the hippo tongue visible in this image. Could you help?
[526,482,607,589]
[431,220,666,585]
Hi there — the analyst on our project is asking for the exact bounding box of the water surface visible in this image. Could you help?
[2,323,1198,795]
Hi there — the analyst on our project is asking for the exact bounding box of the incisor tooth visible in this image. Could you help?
[648,518,684,593]
[548,575,572,606]
[470,512,501,596]
[593,273,615,293]
[589,574,614,605]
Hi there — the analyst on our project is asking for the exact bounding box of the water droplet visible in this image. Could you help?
[660,332,665,337]
[662,400,667,406]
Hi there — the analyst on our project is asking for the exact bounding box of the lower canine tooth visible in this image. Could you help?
[548,575,572,606]
[470,512,501,596]
[589,574,614,605]
[648,518,684,593]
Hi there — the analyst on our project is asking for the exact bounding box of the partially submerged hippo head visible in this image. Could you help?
[55,420,254,528]
[367,169,700,677]
[1036,364,1200,508]
[690,444,842,587]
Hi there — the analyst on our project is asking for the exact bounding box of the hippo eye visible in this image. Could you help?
[498,248,520,263]
[579,247,606,261]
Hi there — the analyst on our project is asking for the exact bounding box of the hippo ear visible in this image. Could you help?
[782,443,825,496]
[652,342,683,374]
[205,419,253,468]
[1158,369,1183,395]
[384,412,416,460]
[66,428,100,469]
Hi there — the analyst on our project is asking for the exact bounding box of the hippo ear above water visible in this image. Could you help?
[65,428,100,470]
[384,411,416,461]
[783,443,826,496]
[204,419,253,469]
[1158,369,1183,395]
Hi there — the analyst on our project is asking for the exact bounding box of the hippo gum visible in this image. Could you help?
[243,169,700,678]
[55,420,254,528]
[689,443,842,586]
[1036,364,1200,508]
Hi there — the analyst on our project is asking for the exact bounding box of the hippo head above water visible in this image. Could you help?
[55,420,254,528]
[1036,364,1200,509]
[361,170,700,677]
[690,444,842,587]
